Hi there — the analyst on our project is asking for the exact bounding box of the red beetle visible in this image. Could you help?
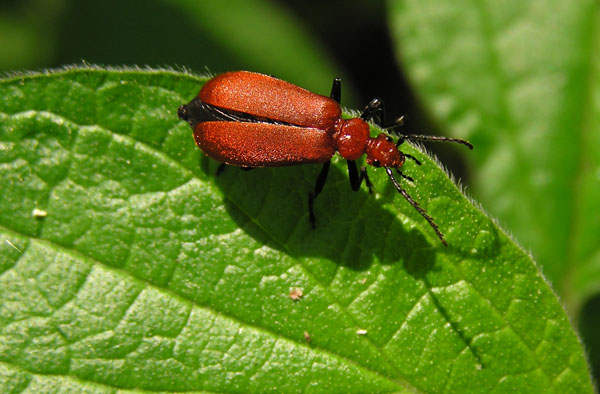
[178,71,472,245]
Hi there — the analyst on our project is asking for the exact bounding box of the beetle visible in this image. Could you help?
[178,71,472,245]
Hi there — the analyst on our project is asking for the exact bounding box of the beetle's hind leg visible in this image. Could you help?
[216,163,227,175]
[215,163,255,176]
[308,161,331,228]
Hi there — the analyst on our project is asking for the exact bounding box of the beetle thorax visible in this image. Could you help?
[334,118,370,161]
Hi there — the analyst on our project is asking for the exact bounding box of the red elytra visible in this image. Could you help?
[178,71,472,245]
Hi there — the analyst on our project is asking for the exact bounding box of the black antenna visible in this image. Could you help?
[385,167,447,246]
[393,133,473,150]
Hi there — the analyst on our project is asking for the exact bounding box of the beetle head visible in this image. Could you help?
[365,134,405,168]
[178,104,191,126]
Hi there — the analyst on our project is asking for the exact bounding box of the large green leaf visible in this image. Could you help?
[387,0,600,316]
[0,68,592,392]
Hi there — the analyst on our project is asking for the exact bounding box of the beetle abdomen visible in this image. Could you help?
[194,122,336,167]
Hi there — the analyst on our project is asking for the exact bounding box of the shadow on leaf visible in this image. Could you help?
[212,160,440,273]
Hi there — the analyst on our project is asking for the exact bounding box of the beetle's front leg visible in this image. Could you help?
[330,78,342,103]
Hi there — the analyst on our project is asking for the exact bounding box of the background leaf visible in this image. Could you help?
[0,68,593,392]
[387,0,600,313]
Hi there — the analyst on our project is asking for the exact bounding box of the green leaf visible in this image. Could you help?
[387,0,600,315]
[0,67,592,392]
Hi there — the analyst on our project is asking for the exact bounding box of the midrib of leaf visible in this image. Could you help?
[0,224,409,392]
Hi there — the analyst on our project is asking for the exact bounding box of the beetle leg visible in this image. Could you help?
[347,161,373,193]
[347,160,360,191]
[385,166,447,246]
[360,98,385,125]
[395,169,414,183]
[384,115,405,131]
[330,78,342,103]
[403,153,421,166]
[308,161,331,228]
[216,164,255,175]
[360,166,373,193]
[216,163,226,175]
